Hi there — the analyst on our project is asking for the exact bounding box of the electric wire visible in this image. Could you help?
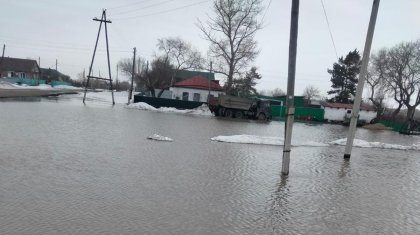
[113,0,210,20]
[261,0,273,22]
[110,0,177,17]
[107,0,155,10]
[320,0,339,60]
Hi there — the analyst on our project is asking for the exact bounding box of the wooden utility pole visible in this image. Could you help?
[208,61,213,102]
[83,9,115,105]
[128,47,136,104]
[344,0,380,159]
[281,0,300,176]
[116,64,119,91]
[2,44,5,58]
[55,59,58,72]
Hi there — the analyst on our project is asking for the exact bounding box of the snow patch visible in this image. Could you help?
[211,135,282,146]
[147,134,173,142]
[210,135,417,151]
[53,85,83,90]
[210,135,329,147]
[126,103,213,116]
[329,138,420,151]
[126,102,157,111]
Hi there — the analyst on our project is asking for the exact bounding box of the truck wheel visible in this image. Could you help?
[218,108,224,117]
[225,109,233,118]
[235,111,243,119]
[214,109,220,116]
[257,113,266,121]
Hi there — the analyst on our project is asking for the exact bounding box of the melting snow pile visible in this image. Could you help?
[128,102,157,111]
[210,135,329,147]
[210,135,417,150]
[147,134,173,142]
[127,103,213,116]
[211,135,282,146]
[330,138,420,151]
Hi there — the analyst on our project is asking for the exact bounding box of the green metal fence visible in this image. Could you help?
[379,119,404,132]
[133,95,204,109]
[50,81,71,86]
[271,105,325,121]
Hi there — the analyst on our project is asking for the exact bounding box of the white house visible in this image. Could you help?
[320,101,376,123]
[169,75,225,102]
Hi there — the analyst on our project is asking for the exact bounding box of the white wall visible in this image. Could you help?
[359,110,376,122]
[170,87,224,102]
[324,107,346,121]
[323,107,376,122]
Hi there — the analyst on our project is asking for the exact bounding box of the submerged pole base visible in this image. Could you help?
[344,153,351,159]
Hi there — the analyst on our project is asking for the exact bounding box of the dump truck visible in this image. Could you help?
[209,95,272,121]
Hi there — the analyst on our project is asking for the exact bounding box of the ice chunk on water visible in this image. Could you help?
[147,134,173,142]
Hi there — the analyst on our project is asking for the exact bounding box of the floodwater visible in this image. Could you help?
[1,95,419,234]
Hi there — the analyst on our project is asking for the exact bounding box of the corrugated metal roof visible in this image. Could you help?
[173,75,224,91]
[320,101,375,111]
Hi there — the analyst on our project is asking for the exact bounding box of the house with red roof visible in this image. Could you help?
[320,101,376,123]
[169,75,225,102]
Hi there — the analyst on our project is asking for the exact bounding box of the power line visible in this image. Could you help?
[0,37,130,52]
[261,0,273,22]
[107,0,155,10]
[320,0,339,60]
[113,0,210,20]
[110,0,177,17]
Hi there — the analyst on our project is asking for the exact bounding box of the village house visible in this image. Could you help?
[320,101,376,123]
[40,68,71,84]
[170,75,225,102]
[0,57,40,79]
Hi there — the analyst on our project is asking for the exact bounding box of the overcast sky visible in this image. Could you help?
[1,0,419,101]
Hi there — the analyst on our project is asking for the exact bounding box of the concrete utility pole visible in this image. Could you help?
[282,0,300,175]
[128,47,136,104]
[55,59,58,72]
[344,0,380,159]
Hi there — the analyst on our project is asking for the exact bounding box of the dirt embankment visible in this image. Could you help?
[362,123,391,130]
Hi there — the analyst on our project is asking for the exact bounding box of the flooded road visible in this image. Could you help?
[1,96,419,234]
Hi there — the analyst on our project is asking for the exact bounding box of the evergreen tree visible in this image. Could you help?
[327,49,361,103]
[232,67,261,97]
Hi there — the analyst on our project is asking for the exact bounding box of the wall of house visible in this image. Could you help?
[1,71,38,79]
[359,110,376,122]
[323,107,376,122]
[170,87,224,102]
[323,107,346,121]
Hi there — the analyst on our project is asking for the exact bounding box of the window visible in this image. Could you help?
[182,92,189,101]
[193,93,200,102]
[20,73,26,78]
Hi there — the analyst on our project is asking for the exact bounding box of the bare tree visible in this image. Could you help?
[302,85,320,101]
[258,88,286,97]
[198,0,263,94]
[118,56,173,97]
[366,50,387,118]
[381,40,420,121]
[118,56,148,90]
[156,37,204,97]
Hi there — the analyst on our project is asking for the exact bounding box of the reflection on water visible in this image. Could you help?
[0,97,419,234]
